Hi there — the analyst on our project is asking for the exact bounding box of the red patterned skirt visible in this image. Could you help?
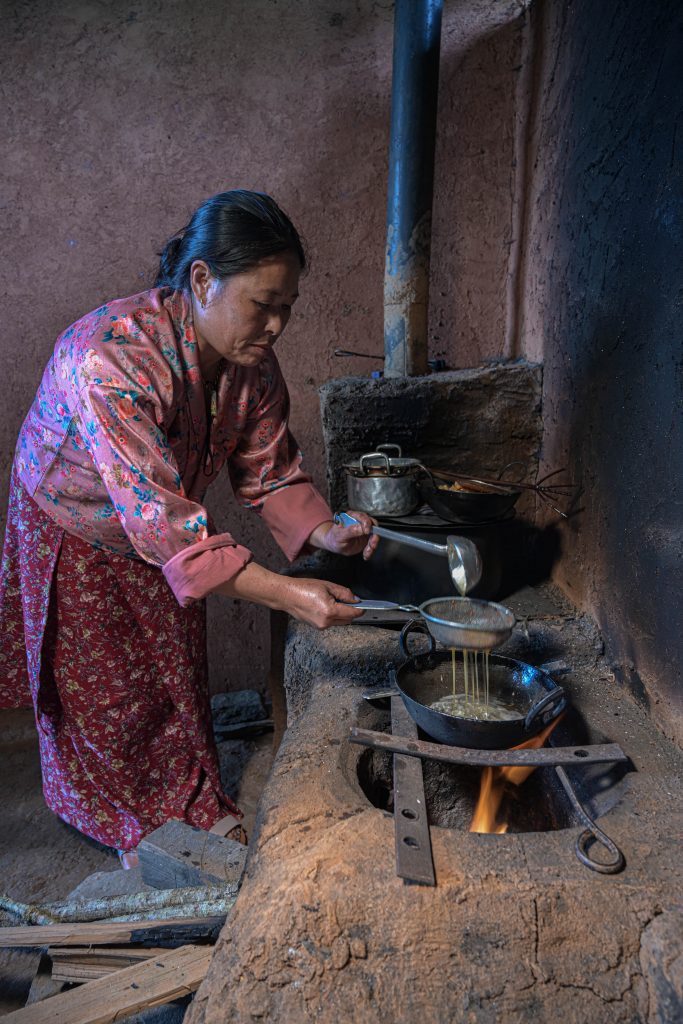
[0,469,241,851]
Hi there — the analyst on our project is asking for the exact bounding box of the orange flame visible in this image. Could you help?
[469,715,564,834]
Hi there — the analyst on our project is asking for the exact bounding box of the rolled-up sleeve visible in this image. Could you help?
[228,354,333,560]
[162,535,253,607]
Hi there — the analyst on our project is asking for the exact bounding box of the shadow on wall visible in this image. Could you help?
[530,0,683,740]
[564,305,681,712]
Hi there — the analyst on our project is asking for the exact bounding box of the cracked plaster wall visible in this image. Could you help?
[519,0,683,745]
[0,0,533,691]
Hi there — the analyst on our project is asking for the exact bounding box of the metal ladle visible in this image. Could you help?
[334,511,483,595]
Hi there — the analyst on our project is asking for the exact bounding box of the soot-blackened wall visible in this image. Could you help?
[523,0,683,743]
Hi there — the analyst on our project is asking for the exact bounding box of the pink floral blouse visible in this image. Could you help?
[14,288,332,605]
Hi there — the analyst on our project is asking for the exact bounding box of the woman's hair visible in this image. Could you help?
[155,189,306,289]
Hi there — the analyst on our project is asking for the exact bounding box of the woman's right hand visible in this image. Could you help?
[215,562,364,629]
[281,578,364,629]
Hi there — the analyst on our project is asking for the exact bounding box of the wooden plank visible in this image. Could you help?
[48,946,168,984]
[137,820,247,889]
[349,728,628,767]
[5,944,212,1023]
[0,915,225,948]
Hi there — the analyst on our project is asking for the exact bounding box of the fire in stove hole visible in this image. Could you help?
[469,714,564,834]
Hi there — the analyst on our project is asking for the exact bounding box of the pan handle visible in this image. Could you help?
[399,619,437,663]
[524,687,567,732]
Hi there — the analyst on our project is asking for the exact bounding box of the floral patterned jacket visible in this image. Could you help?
[14,288,332,605]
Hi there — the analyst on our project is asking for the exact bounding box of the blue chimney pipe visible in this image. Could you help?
[384,0,443,377]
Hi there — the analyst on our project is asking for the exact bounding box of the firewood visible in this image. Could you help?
[48,946,168,983]
[0,883,237,924]
[3,943,212,1023]
[0,915,226,948]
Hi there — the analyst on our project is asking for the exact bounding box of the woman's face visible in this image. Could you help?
[191,252,301,372]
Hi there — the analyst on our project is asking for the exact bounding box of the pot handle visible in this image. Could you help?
[359,452,391,475]
[524,687,567,732]
[376,443,402,458]
[399,619,437,662]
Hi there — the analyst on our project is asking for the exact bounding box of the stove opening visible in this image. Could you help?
[353,706,632,835]
[357,744,573,832]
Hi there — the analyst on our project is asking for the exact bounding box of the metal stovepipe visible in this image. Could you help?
[384,0,443,378]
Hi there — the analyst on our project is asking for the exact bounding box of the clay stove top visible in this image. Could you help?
[188,585,683,1024]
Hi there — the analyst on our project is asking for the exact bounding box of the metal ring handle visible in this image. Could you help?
[376,443,402,457]
[555,766,625,874]
[399,619,437,662]
[575,829,626,874]
[524,687,566,731]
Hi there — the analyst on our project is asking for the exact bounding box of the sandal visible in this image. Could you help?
[210,813,248,846]
[118,847,140,870]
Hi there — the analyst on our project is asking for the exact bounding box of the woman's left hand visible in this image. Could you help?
[308,511,379,560]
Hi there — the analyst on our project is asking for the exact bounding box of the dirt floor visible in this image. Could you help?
[0,707,273,1015]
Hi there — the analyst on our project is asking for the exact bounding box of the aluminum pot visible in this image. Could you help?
[345,444,423,517]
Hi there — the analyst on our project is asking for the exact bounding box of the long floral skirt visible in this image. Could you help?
[0,469,241,851]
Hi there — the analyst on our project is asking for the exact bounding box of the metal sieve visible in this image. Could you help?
[349,596,515,650]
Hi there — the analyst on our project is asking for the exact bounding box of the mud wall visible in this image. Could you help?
[521,0,683,743]
[0,0,533,691]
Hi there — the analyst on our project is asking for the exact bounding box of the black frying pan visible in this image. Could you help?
[380,621,566,749]
[419,475,521,524]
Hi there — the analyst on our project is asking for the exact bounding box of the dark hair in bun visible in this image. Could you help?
[155,190,306,289]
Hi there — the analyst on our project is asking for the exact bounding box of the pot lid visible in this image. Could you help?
[345,444,423,477]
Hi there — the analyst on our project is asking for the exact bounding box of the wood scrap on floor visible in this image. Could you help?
[0,693,267,1015]
[0,883,237,924]
[48,946,169,983]
[2,943,212,1023]
[137,819,247,889]
[0,915,226,948]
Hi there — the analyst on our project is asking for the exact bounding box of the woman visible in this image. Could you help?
[0,190,376,862]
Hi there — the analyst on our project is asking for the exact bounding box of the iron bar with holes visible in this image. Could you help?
[391,696,435,886]
[350,728,628,768]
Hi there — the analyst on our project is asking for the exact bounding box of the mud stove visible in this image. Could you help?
[188,583,683,1024]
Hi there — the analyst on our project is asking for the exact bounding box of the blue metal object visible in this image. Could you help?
[384,0,443,378]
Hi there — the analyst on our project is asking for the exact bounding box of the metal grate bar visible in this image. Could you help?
[351,727,628,768]
[391,696,436,886]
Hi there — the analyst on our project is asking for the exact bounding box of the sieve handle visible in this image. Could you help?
[339,599,419,613]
